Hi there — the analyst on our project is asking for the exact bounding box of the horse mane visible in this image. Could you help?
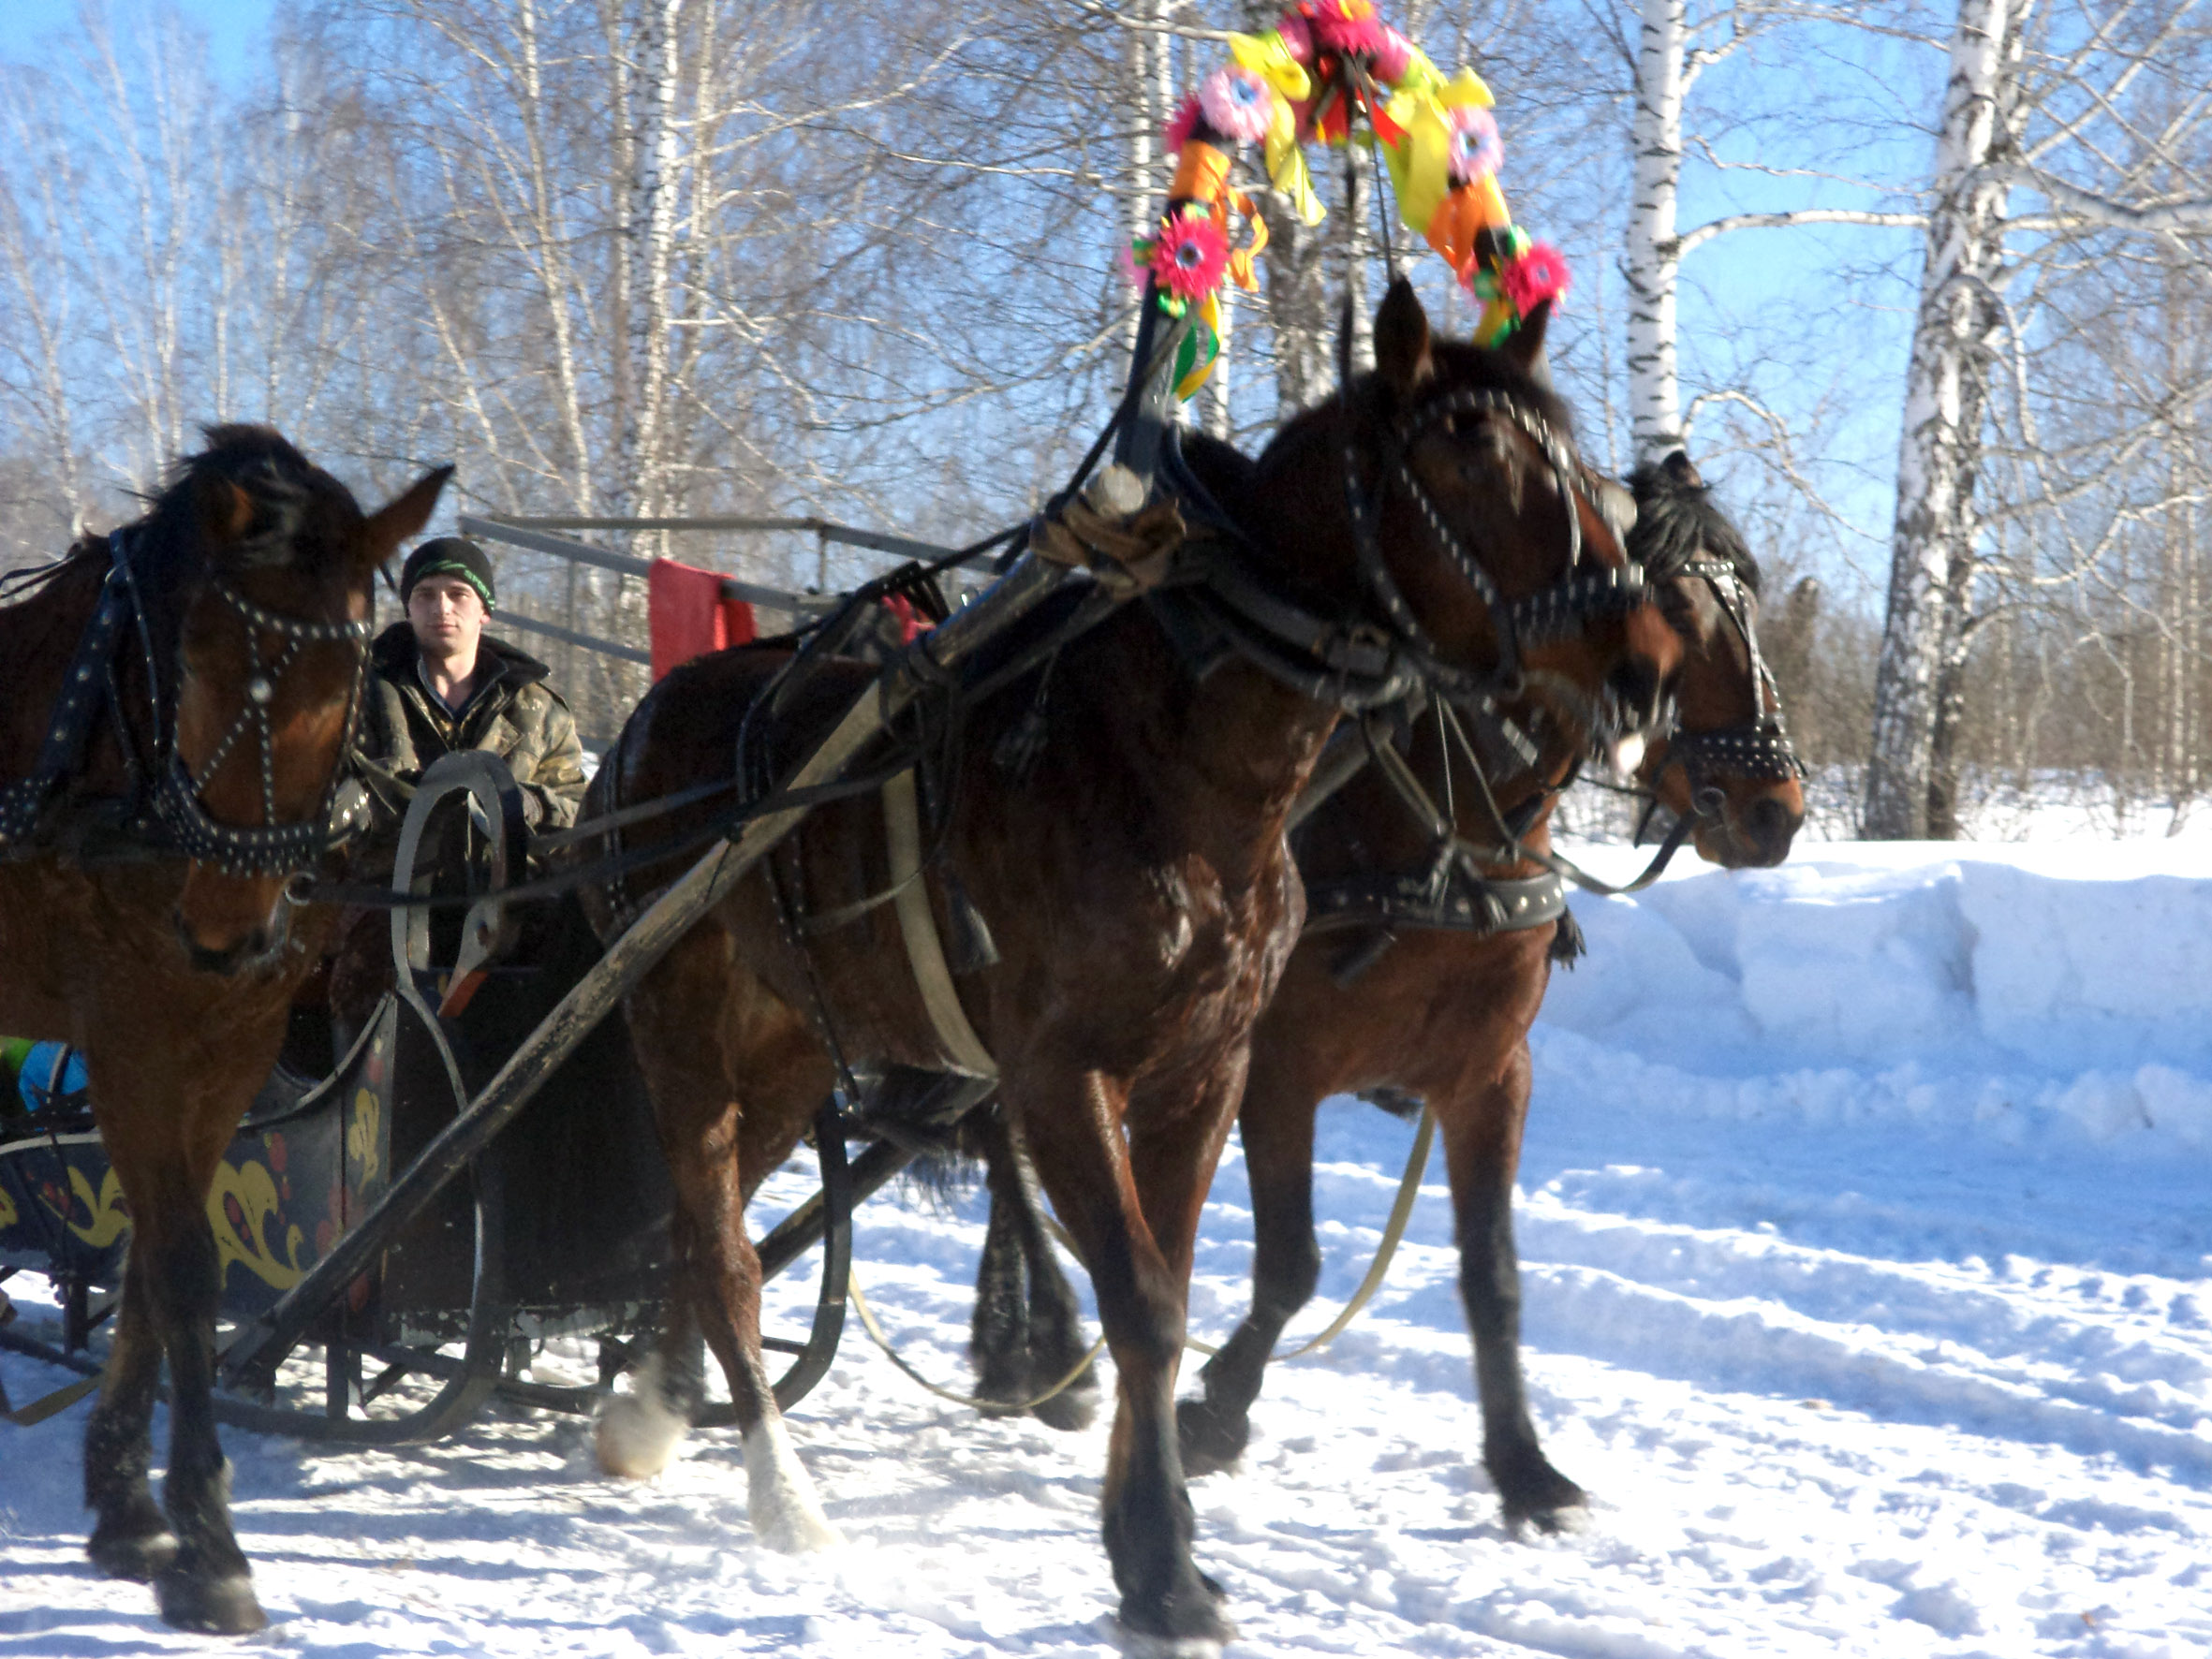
[143,424,342,574]
[1626,452,1761,594]
[0,424,348,624]
[1252,337,1578,489]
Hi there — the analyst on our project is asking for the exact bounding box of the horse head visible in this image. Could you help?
[153,427,451,971]
[1247,278,1680,796]
[1628,449,1806,868]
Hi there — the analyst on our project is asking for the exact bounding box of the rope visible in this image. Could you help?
[847,1266,1103,1413]
[1039,1105,1438,1365]
[1,1368,100,1427]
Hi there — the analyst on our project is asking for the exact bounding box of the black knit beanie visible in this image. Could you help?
[401,536,495,609]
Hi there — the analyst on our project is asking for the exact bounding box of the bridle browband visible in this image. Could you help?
[0,525,373,879]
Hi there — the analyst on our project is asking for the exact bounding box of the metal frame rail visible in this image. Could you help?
[455,512,992,673]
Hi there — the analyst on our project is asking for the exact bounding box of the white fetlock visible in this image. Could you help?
[596,1352,688,1478]
[742,1415,843,1552]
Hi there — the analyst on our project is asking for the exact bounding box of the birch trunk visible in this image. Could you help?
[1862,0,2023,839]
[1240,1,1329,417]
[1624,0,1686,467]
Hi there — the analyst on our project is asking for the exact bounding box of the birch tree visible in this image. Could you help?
[1864,0,2212,838]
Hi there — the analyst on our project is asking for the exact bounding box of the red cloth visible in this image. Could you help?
[648,558,757,681]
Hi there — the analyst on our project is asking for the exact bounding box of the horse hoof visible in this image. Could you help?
[1173,1396,1246,1477]
[87,1511,178,1581]
[1494,1452,1588,1534]
[1029,1376,1098,1433]
[1113,1581,1236,1655]
[753,1500,845,1554]
[155,1568,266,1635]
[596,1382,686,1478]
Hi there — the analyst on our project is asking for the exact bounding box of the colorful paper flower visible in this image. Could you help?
[1501,241,1571,313]
[1118,242,1151,290]
[1200,65,1276,144]
[1151,210,1230,303]
[1445,105,1502,184]
[1163,94,1203,154]
[1276,13,1316,65]
[1370,24,1415,82]
[1310,0,1388,59]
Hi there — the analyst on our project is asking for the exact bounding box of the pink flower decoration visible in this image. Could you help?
[1200,66,1276,144]
[1151,213,1230,302]
[1445,106,1503,184]
[1276,14,1315,64]
[1116,243,1149,291]
[1163,94,1202,154]
[1311,0,1388,58]
[1370,24,1415,82]
[1501,242,1571,314]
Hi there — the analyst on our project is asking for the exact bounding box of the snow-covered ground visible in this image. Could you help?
[5,841,2210,1657]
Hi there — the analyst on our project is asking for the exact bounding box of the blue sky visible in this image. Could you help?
[8,0,273,82]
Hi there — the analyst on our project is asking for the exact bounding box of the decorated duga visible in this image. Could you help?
[1127,0,1571,402]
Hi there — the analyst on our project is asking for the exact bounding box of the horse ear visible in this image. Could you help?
[1374,277,1433,398]
[361,465,456,567]
[197,477,258,547]
[1501,299,1554,384]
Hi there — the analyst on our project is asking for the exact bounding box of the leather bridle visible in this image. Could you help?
[1650,553,1806,796]
[0,527,373,879]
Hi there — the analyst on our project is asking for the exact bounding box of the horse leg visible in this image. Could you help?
[967,1114,1037,1416]
[82,1248,173,1580]
[969,1108,1098,1430]
[599,932,841,1552]
[1440,1044,1585,1531]
[1177,1057,1322,1475]
[83,1034,274,1635]
[1019,1064,1233,1648]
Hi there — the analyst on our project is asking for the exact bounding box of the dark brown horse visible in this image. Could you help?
[1163,445,1806,1525]
[0,428,449,1632]
[964,445,1806,1538]
[580,281,1679,1649]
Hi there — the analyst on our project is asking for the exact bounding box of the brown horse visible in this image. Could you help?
[965,447,1807,1443]
[579,281,1679,1649]
[1157,445,1806,1528]
[0,428,450,1632]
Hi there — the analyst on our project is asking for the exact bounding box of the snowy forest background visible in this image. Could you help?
[0,0,2208,838]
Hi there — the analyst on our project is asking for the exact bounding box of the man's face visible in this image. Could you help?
[407,573,487,663]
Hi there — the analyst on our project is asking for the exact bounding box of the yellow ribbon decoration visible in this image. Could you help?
[1228,30,1313,102]
[1262,95,1325,226]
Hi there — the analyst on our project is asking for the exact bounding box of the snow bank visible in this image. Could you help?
[1543,843,2212,1154]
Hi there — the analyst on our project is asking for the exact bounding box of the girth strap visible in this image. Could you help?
[882,768,996,1079]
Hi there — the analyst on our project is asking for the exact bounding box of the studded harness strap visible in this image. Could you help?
[1654,554,1806,792]
[1341,385,1651,744]
[0,528,374,877]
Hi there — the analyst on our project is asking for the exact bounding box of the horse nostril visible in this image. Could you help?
[1743,796,1800,864]
[172,914,267,977]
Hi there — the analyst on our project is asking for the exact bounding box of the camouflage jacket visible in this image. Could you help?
[350,624,588,844]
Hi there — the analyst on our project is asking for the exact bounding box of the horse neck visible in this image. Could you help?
[0,557,112,780]
[1035,602,1342,887]
[0,543,172,800]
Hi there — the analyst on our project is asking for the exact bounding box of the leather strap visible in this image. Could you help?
[882,769,996,1078]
